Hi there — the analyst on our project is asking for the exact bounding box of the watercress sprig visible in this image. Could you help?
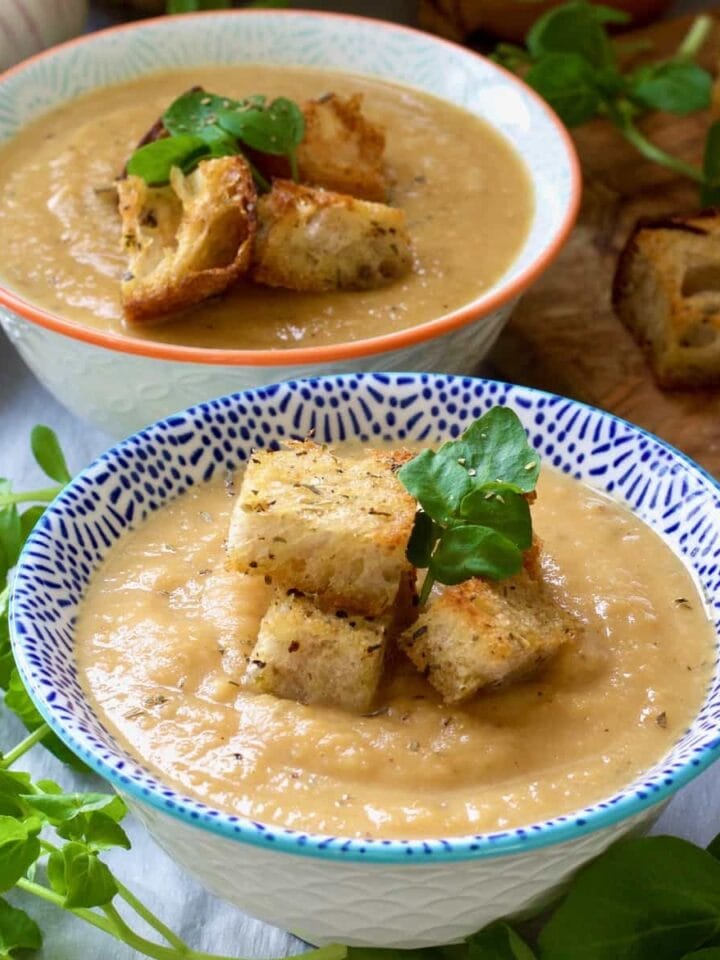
[493,3,720,206]
[398,408,539,606]
[127,88,305,189]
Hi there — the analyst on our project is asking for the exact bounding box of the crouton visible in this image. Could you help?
[613,208,720,387]
[250,180,412,292]
[399,569,579,704]
[297,93,388,202]
[226,441,416,616]
[118,155,256,324]
[245,589,387,712]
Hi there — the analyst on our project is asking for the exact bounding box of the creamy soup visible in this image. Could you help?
[75,461,714,839]
[0,66,532,350]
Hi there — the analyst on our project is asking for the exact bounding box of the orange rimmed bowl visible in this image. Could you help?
[0,10,580,438]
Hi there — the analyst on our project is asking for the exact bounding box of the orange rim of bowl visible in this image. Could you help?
[0,9,582,368]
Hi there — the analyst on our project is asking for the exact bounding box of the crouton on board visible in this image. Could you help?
[613,209,720,387]
[226,441,416,616]
[245,588,387,712]
[250,179,412,292]
[399,568,579,704]
[118,155,256,324]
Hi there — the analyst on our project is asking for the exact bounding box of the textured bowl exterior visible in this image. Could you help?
[0,10,578,436]
[0,301,513,437]
[10,374,720,945]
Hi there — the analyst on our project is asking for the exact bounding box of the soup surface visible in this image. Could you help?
[75,458,714,839]
[0,66,532,350]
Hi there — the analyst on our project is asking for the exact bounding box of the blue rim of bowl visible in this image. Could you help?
[10,373,720,864]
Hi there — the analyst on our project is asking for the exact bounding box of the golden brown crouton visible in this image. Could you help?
[297,93,388,202]
[613,209,720,387]
[250,180,412,292]
[226,441,416,616]
[245,589,387,712]
[399,569,579,704]
[118,155,256,324]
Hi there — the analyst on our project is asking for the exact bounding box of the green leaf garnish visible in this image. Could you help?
[29,426,71,485]
[467,921,537,959]
[498,4,717,204]
[126,134,211,187]
[701,120,720,207]
[398,407,538,605]
[0,816,40,893]
[128,86,305,188]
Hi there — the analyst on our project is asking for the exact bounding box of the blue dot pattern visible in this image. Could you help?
[10,374,720,864]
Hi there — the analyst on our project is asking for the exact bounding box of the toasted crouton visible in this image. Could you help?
[227,441,416,616]
[613,209,720,387]
[250,180,412,292]
[118,155,256,324]
[297,93,388,202]
[399,569,579,704]
[245,589,387,712]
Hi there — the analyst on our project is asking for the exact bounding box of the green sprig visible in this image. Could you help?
[127,87,304,190]
[494,4,718,203]
[398,408,539,605]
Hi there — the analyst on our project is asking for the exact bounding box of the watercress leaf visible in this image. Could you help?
[0,817,40,893]
[163,89,239,137]
[468,921,537,960]
[21,791,125,825]
[539,835,720,960]
[397,449,472,524]
[681,951,720,959]
[18,506,45,548]
[0,772,32,820]
[167,0,232,12]
[701,120,720,207]
[707,834,720,861]
[46,849,66,897]
[406,512,437,569]
[590,4,631,24]
[527,2,615,69]
[0,617,13,691]
[0,482,21,574]
[4,670,89,773]
[222,97,305,155]
[61,841,117,908]
[525,53,602,127]
[57,811,131,851]
[459,488,532,551]
[0,897,42,957]
[629,61,712,115]
[126,135,210,187]
[29,426,71,485]
[429,525,523,585]
[451,408,540,493]
[34,779,63,795]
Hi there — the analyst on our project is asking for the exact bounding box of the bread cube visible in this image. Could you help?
[399,569,579,704]
[118,155,256,324]
[245,589,386,712]
[250,179,412,292]
[613,209,720,387]
[297,93,388,202]
[227,441,416,616]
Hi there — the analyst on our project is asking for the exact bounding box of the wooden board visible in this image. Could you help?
[487,13,720,475]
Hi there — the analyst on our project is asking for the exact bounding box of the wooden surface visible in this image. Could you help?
[488,13,720,476]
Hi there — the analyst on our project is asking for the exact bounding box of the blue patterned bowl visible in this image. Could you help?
[10,373,720,947]
[0,10,579,437]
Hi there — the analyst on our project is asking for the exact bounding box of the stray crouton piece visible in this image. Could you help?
[118,155,256,324]
[227,441,416,616]
[250,180,412,292]
[245,589,386,712]
[613,209,720,387]
[298,93,388,202]
[399,569,579,704]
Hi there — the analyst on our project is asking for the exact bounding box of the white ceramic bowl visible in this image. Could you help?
[0,11,580,438]
[11,374,720,948]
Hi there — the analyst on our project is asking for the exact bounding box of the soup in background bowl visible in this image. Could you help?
[11,373,720,948]
[0,11,579,437]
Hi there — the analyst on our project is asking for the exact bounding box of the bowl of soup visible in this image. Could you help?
[11,373,720,947]
[0,11,579,438]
